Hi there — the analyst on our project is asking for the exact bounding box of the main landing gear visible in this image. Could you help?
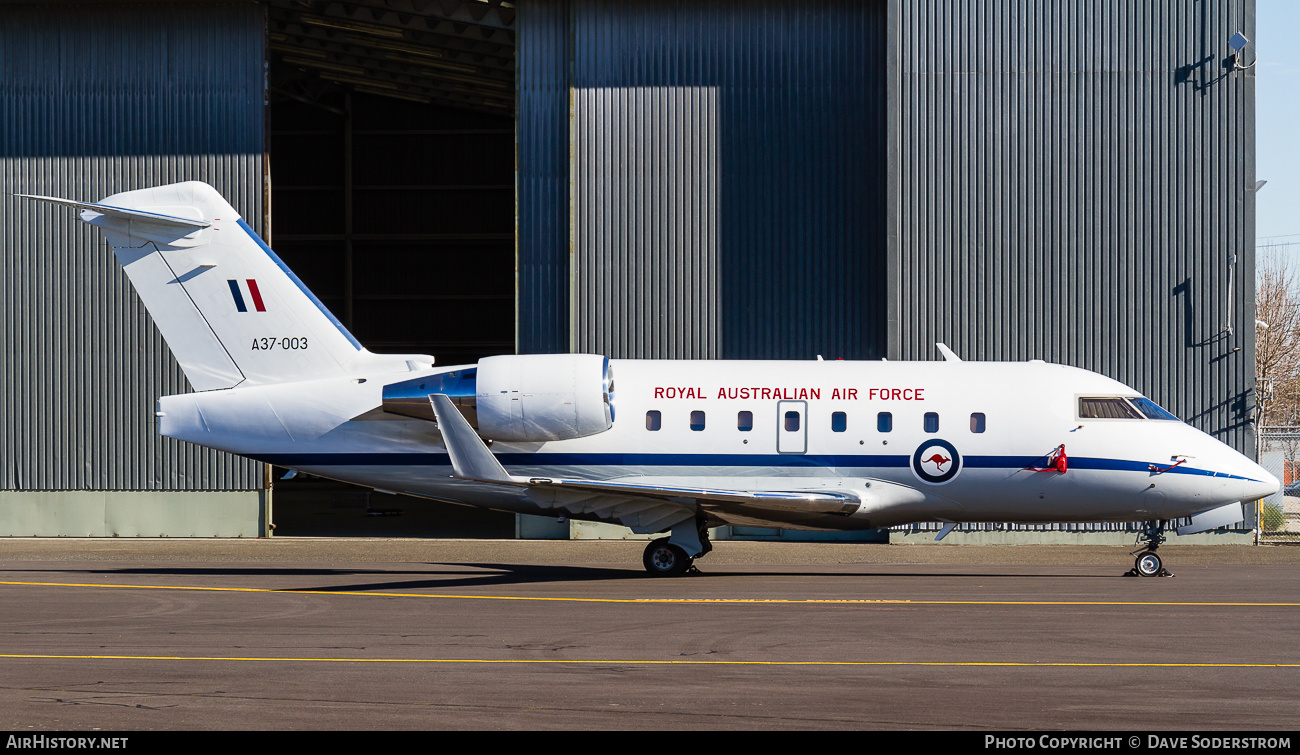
[643,538,693,577]
[1126,520,1173,578]
[642,518,713,577]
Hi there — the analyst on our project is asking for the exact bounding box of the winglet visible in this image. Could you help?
[936,343,962,362]
[429,393,511,482]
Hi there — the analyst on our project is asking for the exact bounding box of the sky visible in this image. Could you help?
[1257,0,1300,250]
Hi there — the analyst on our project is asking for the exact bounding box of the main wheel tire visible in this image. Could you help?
[643,538,693,577]
[1135,550,1163,578]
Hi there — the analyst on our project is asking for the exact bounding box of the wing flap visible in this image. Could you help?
[523,477,862,516]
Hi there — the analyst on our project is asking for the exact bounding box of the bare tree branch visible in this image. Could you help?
[1256,244,1300,441]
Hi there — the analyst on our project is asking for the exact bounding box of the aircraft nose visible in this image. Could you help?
[1244,462,1280,500]
[1221,454,1279,502]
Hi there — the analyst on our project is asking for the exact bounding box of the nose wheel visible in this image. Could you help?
[1126,520,1174,577]
[1133,550,1168,577]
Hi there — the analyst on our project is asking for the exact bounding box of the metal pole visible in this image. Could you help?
[344,91,355,330]
[261,3,274,537]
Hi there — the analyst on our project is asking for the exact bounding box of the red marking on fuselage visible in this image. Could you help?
[923,453,951,471]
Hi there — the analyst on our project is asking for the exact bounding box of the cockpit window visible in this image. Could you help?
[1078,396,1181,421]
[1129,397,1180,421]
[1078,397,1143,419]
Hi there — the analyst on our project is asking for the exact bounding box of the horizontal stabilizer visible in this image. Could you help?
[17,194,211,229]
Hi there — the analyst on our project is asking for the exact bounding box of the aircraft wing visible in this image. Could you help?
[429,394,867,532]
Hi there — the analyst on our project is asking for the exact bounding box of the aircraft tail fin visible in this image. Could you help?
[23,181,380,391]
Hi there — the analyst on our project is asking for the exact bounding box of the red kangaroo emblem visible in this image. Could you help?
[923,453,951,471]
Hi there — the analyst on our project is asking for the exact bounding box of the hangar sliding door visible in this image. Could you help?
[518,0,888,361]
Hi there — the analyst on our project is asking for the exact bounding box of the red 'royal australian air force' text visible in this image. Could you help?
[651,387,926,401]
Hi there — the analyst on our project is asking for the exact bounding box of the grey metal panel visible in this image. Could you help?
[893,0,1257,453]
[516,0,571,354]
[0,3,265,490]
[518,0,888,360]
[0,491,264,538]
[572,86,720,358]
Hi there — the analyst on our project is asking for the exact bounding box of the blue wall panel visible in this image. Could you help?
[517,0,889,360]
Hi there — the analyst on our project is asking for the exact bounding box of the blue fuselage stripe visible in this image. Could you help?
[251,452,1255,481]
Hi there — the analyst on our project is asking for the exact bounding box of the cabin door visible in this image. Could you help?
[776,400,807,454]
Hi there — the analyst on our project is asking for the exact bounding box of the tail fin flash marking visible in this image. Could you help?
[246,279,267,312]
[227,280,248,312]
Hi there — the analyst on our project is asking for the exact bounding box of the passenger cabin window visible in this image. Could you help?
[924,412,939,433]
[784,411,800,432]
[737,411,753,431]
[970,413,986,433]
[646,410,661,431]
[877,412,893,432]
[1079,397,1143,420]
[690,410,706,431]
[832,412,847,432]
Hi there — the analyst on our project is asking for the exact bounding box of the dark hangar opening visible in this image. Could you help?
[266,0,516,366]
[264,0,518,536]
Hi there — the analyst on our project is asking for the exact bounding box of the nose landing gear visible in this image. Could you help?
[1126,520,1174,578]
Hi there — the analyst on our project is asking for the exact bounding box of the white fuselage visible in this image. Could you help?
[157,358,1276,531]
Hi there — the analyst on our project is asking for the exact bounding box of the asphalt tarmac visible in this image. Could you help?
[1,539,1298,730]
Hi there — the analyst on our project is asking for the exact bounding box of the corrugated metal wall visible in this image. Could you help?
[0,3,265,490]
[572,85,721,358]
[516,0,572,354]
[518,0,889,359]
[891,0,1257,453]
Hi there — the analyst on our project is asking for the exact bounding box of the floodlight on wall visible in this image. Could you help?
[1229,31,1257,71]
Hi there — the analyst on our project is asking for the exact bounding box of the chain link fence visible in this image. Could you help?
[1257,430,1300,544]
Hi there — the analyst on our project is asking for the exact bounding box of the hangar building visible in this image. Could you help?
[0,0,1258,539]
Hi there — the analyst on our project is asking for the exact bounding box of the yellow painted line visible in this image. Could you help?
[1,579,1298,607]
[1,653,1298,668]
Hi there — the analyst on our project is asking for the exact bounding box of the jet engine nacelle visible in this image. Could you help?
[474,354,615,442]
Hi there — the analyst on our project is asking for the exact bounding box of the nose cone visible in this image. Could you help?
[1217,452,1279,503]
[1240,460,1281,501]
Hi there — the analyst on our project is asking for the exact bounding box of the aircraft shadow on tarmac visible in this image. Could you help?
[6,564,1120,592]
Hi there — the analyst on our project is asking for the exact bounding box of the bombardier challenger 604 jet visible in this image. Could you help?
[22,182,1278,576]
